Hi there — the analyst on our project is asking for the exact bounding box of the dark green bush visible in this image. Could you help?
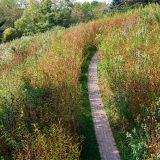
[2,27,17,42]
[0,20,6,43]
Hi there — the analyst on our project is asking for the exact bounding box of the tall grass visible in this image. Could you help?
[98,4,160,160]
[0,19,104,159]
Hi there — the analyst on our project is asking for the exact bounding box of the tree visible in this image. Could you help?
[110,0,159,11]
[80,2,94,21]
[71,3,84,23]
[91,1,106,19]
[71,1,106,23]
[0,0,25,28]
[15,0,73,35]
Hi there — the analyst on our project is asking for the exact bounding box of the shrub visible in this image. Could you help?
[2,28,17,42]
[0,20,6,43]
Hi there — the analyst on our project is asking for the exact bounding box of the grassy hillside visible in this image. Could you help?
[0,20,103,159]
[0,3,160,160]
[98,4,160,160]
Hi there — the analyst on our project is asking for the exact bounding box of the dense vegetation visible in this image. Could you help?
[0,0,106,42]
[0,0,160,159]
[0,20,104,159]
[98,4,160,159]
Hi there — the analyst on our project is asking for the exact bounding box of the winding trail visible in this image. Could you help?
[88,52,120,160]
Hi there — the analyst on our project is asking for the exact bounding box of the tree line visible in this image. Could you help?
[111,0,160,10]
[0,0,106,41]
[0,0,159,42]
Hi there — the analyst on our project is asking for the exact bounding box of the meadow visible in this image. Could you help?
[0,20,103,159]
[0,3,160,160]
[98,4,160,159]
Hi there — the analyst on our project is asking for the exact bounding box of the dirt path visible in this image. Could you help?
[88,52,120,160]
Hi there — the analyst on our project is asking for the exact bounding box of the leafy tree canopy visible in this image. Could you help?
[15,0,73,35]
[0,0,25,28]
[111,0,160,10]
[71,1,106,23]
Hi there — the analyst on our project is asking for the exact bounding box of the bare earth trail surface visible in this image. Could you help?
[88,52,120,160]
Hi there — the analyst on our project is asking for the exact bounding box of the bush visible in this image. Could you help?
[0,20,6,43]
[2,27,17,42]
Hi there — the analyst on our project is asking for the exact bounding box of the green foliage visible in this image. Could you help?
[0,0,106,37]
[0,0,26,42]
[0,21,101,159]
[15,0,106,35]
[0,98,80,160]
[110,0,160,12]
[2,27,17,42]
[0,19,6,42]
[0,0,24,28]
[71,1,106,23]
[155,11,160,22]
[15,0,73,35]
[98,4,160,159]
[81,2,94,21]
[0,20,6,28]
[127,129,148,160]
[0,75,80,159]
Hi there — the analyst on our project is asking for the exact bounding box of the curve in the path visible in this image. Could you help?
[88,52,120,160]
